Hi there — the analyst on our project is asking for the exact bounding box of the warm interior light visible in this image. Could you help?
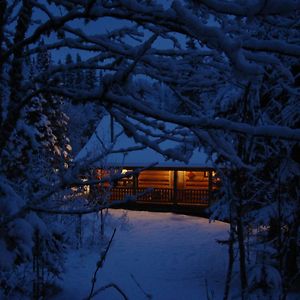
[187,171,195,179]
[121,169,128,174]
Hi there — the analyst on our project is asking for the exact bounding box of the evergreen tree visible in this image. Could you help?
[85,67,97,89]
[64,53,75,87]
[36,40,51,73]
[0,45,67,297]
[36,44,72,169]
[75,53,84,89]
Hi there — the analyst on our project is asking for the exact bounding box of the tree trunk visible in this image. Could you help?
[0,0,7,127]
[236,204,248,299]
[285,220,299,279]
[223,219,235,300]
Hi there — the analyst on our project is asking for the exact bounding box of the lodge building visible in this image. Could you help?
[104,168,216,207]
[76,115,219,211]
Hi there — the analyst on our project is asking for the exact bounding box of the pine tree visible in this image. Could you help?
[0,41,68,298]
[36,39,51,73]
[85,67,97,89]
[35,44,72,170]
[64,53,75,87]
[75,53,84,89]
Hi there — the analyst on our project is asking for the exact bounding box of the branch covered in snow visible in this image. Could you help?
[194,0,300,16]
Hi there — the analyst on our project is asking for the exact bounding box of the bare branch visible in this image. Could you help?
[86,228,117,300]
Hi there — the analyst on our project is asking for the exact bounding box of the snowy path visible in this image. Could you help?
[54,209,229,300]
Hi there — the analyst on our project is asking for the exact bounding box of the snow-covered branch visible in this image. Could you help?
[194,0,300,16]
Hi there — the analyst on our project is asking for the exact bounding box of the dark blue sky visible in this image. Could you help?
[31,1,176,63]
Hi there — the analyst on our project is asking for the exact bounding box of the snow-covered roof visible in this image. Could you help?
[76,116,212,168]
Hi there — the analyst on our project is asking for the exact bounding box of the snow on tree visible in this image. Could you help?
[0,0,299,298]
[35,40,72,168]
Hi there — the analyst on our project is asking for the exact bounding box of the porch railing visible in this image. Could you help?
[109,187,209,206]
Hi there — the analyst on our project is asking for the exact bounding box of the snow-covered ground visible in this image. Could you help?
[54,209,231,300]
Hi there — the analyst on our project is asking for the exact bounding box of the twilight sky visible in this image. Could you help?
[29,0,183,63]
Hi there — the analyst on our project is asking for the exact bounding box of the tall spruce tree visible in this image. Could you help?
[36,41,72,170]
[0,40,67,297]
[64,53,75,88]
[85,67,97,89]
[75,53,84,89]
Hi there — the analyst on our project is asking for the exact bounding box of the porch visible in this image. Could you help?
[110,187,210,206]
[92,168,217,214]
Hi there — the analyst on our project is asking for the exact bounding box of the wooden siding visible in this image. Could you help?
[138,170,171,188]
[185,171,209,189]
[93,168,214,207]
[137,170,209,190]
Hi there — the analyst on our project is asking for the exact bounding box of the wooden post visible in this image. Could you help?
[173,170,178,205]
[208,170,213,206]
[133,173,138,195]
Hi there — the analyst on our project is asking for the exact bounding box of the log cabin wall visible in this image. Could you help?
[138,170,172,188]
[95,168,210,190]
[137,170,209,190]
[185,171,209,189]
[136,169,210,206]
[93,168,213,206]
